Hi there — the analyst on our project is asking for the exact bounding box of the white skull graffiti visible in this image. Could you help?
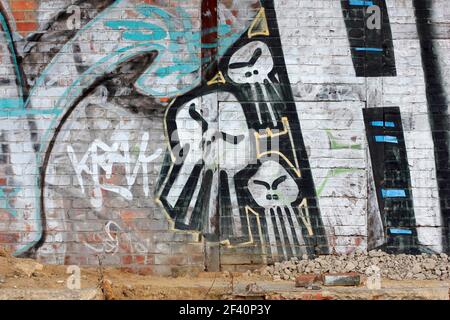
[227,40,280,126]
[164,92,252,235]
[247,160,307,260]
[172,93,251,171]
[227,41,273,84]
[248,160,299,207]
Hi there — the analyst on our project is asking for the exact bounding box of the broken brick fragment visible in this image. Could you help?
[323,273,361,287]
[295,274,321,288]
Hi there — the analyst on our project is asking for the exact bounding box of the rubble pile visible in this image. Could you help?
[260,250,450,281]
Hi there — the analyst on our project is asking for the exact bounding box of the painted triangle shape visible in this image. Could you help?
[248,8,270,38]
[207,71,226,85]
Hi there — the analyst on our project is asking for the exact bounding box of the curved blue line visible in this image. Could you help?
[0,11,24,103]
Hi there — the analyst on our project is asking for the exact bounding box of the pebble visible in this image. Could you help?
[412,264,421,274]
[257,250,450,281]
[344,262,356,272]
[245,283,264,294]
[222,271,231,278]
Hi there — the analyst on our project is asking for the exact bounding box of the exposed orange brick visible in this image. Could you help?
[134,255,154,265]
[64,255,87,265]
[119,267,135,274]
[8,10,25,20]
[301,293,334,300]
[0,233,19,243]
[135,255,145,264]
[8,0,38,36]
[142,0,159,5]
[136,266,153,276]
[121,255,132,265]
[0,211,12,220]
[120,210,137,223]
[9,0,37,11]
[8,10,35,21]
[295,274,321,288]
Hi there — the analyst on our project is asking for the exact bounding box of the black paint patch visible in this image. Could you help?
[22,0,116,84]
[340,0,396,77]
[413,0,450,253]
[363,107,431,253]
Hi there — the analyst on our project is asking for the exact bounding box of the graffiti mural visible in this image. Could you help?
[157,0,328,263]
[0,0,449,273]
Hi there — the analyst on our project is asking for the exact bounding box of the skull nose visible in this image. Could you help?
[245,71,252,78]
[272,194,279,200]
[266,194,272,200]
[201,131,219,148]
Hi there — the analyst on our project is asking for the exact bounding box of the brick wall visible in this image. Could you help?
[0,0,449,275]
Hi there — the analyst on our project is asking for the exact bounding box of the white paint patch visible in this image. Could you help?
[67,132,162,208]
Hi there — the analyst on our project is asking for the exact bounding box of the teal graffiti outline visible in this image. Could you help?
[13,0,125,256]
[105,4,243,97]
[9,0,248,255]
[132,4,201,97]
[0,186,20,217]
[15,44,162,256]
[103,20,167,41]
[0,11,24,102]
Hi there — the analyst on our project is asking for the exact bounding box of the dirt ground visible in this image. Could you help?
[0,247,261,299]
[1,248,449,300]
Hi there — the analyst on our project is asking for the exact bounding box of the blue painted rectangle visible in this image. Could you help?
[375,135,398,144]
[349,0,374,5]
[371,121,395,128]
[389,228,413,235]
[355,47,384,52]
[0,99,23,109]
[0,109,62,117]
[382,189,407,198]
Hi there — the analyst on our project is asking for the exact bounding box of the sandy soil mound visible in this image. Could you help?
[0,247,235,299]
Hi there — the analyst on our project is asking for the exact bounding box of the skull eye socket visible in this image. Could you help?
[253,180,271,189]
[272,175,288,190]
